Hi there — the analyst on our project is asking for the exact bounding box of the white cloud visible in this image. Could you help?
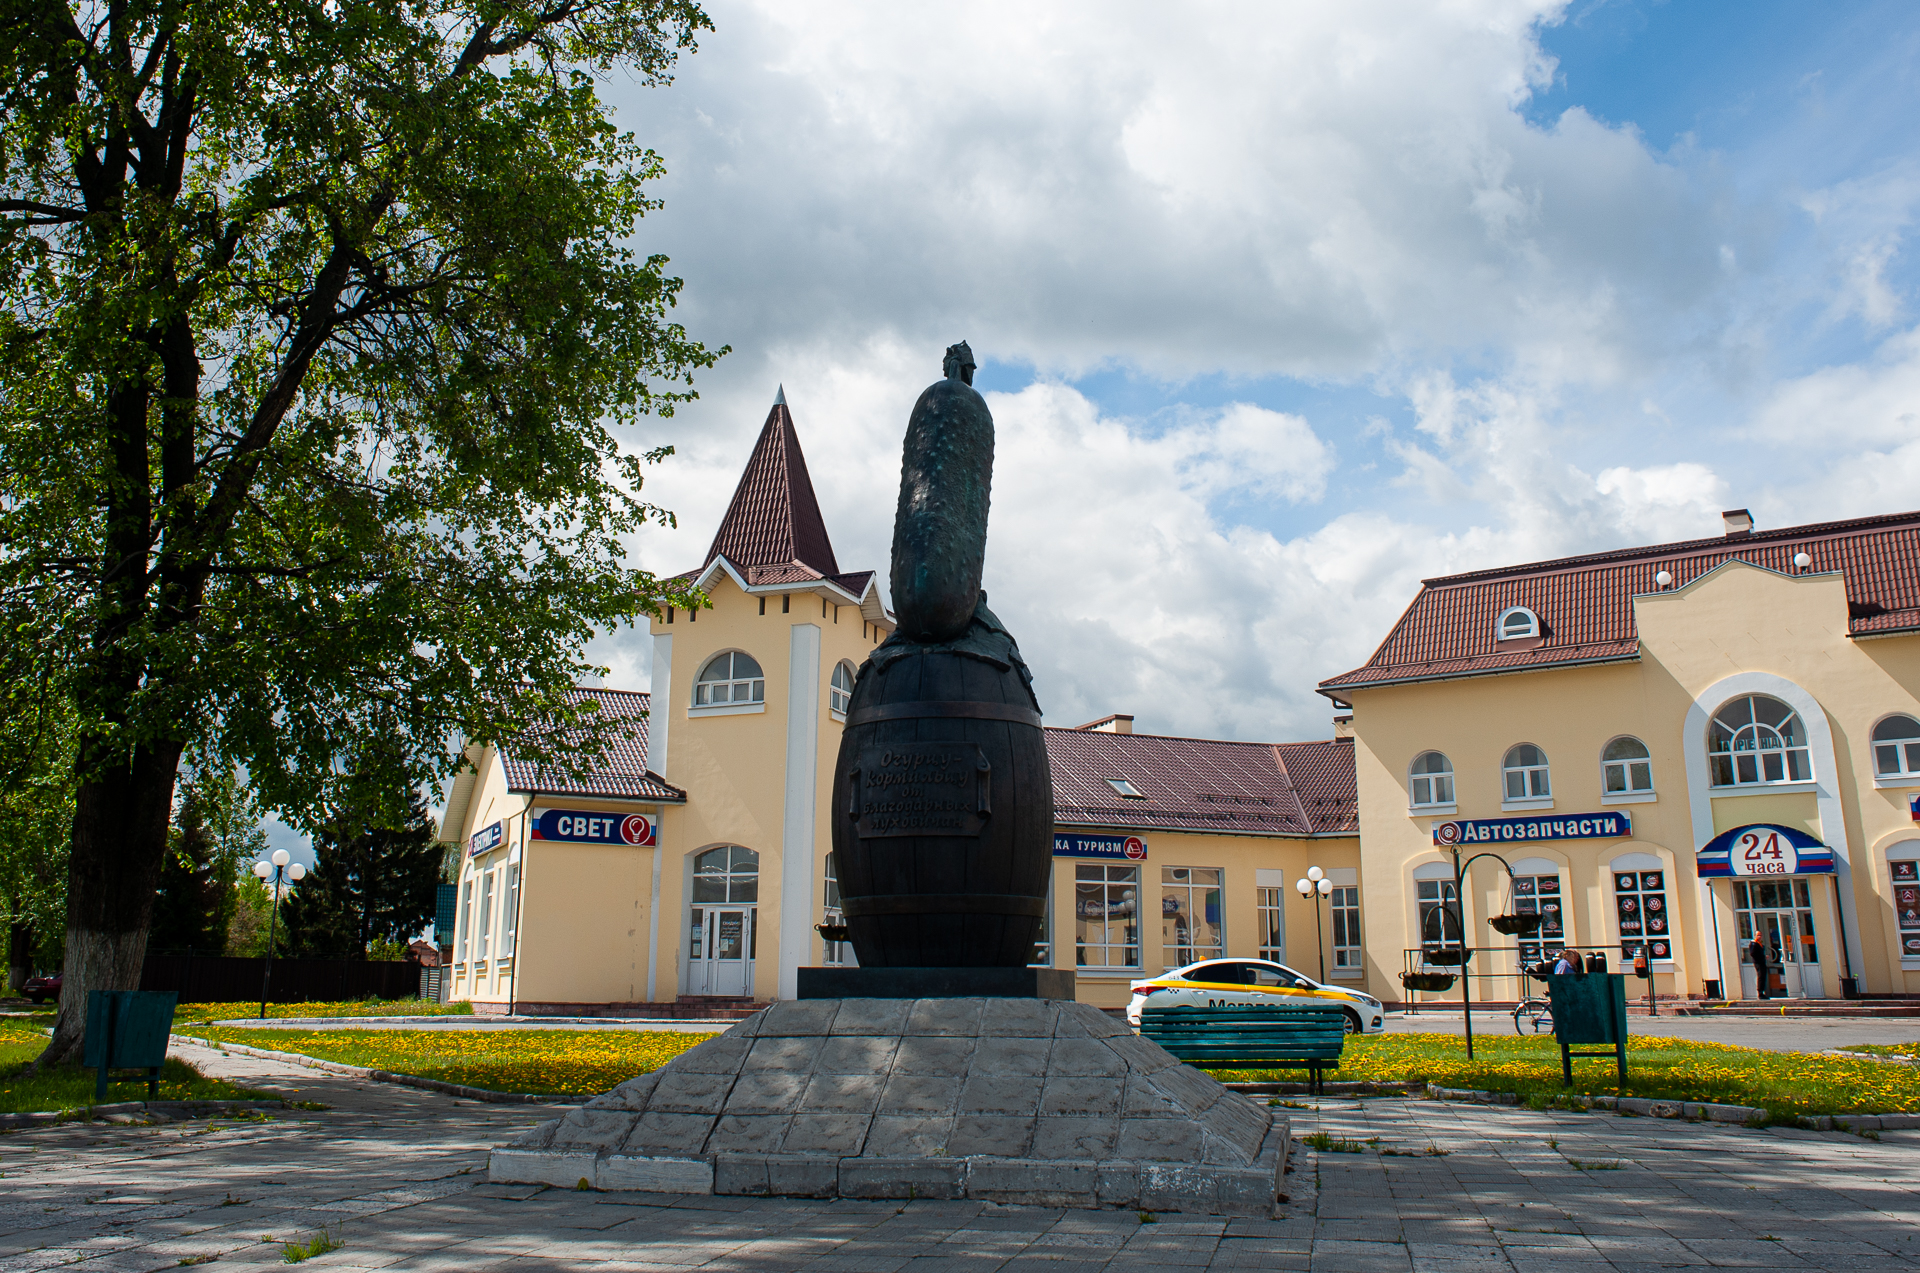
[565,1,1920,745]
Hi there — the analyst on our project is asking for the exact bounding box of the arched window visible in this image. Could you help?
[1408,752,1454,807]
[1708,695,1811,786]
[692,845,759,903]
[1497,606,1539,640]
[1873,715,1920,778]
[830,661,856,715]
[1502,744,1550,800]
[1602,736,1654,794]
[694,652,764,707]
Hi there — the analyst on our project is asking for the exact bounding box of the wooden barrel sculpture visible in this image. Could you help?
[828,341,1054,968]
[830,643,1053,967]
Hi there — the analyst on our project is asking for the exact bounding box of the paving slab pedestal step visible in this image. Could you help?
[489,996,1290,1217]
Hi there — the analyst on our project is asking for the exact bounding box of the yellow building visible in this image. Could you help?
[438,393,1364,1012]
[1320,508,1920,1004]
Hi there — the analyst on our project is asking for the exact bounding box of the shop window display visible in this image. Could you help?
[1892,860,1920,961]
[1513,872,1564,965]
[1613,869,1671,963]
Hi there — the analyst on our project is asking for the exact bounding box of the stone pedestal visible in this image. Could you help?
[489,997,1290,1216]
[796,966,1075,1000]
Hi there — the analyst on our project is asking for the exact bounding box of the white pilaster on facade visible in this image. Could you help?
[780,623,823,1001]
[646,632,673,1004]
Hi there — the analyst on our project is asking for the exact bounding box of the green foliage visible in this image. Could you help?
[153,760,266,952]
[0,653,76,982]
[0,1020,269,1113]
[0,1,726,1017]
[281,789,439,958]
[280,1228,343,1264]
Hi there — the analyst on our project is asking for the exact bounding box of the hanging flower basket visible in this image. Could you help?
[1423,947,1472,966]
[814,923,851,944]
[1488,913,1545,936]
[1400,972,1456,992]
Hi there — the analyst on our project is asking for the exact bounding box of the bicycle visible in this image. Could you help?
[1513,997,1553,1034]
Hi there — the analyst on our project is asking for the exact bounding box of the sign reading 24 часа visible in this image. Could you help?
[531,807,655,847]
[1432,812,1630,847]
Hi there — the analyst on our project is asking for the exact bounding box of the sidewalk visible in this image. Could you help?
[1,1039,1916,1271]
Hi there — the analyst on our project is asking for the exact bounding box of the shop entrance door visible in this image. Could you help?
[1733,880,1823,999]
[687,906,755,997]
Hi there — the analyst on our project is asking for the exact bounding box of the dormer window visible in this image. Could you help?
[1106,778,1145,799]
[1497,606,1539,640]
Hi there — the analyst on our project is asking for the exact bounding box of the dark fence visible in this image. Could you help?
[142,953,420,1004]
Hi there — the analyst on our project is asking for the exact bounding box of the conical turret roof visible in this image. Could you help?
[703,391,841,582]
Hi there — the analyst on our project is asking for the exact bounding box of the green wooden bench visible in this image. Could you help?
[1139,1003,1347,1094]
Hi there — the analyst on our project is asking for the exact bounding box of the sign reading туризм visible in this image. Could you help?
[1054,833,1148,860]
[1432,812,1630,846]
[530,808,656,847]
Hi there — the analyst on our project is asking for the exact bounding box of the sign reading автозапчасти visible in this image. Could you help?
[1432,812,1631,847]
[852,743,990,838]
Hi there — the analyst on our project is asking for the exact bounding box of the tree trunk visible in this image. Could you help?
[38,741,184,1066]
[7,918,32,992]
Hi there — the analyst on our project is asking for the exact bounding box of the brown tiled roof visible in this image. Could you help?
[499,688,685,802]
[703,398,840,579]
[1320,509,1920,695]
[1044,729,1356,837]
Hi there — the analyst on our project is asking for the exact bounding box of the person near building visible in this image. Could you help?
[1748,935,1772,1000]
[1553,948,1581,976]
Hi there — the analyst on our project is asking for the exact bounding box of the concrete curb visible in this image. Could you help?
[0,1099,288,1131]
[1421,1082,1920,1132]
[169,1033,583,1107]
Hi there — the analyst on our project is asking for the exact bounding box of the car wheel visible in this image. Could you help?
[1341,1009,1362,1035]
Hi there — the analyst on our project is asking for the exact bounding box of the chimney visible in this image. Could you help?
[1722,508,1754,537]
[1333,714,1354,739]
[1077,713,1134,734]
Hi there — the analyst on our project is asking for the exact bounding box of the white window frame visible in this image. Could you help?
[1256,887,1285,962]
[821,853,849,966]
[691,651,767,714]
[1073,863,1141,971]
[1160,866,1224,971]
[477,869,496,963]
[455,879,473,964]
[829,661,856,719]
[1501,743,1552,807]
[1872,714,1920,783]
[501,863,520,959]
[1496,606,1539,640]
[1601,735,1656,803]
[1511,869,1564,966]
[1329,885,1361,972]
[1408,751,1456,812]
[1106,777,1146,799]
[1707,694,1813,788]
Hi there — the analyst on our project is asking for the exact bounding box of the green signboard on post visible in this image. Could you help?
[83,990,178,1101]
[1546,973,1628,1084]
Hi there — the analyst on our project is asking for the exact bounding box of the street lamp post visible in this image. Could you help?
[1294,866,1333,982]
[252,850,306,1019]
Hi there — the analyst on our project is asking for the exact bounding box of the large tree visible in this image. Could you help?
[0,0,719,1061]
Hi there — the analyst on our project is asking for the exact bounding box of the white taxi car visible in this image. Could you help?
[1126,958,1386,1034]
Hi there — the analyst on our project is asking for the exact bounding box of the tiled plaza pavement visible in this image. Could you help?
[2,1041,1918,1271]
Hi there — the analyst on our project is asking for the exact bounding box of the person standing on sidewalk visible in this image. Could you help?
[1748,935,1772,1000]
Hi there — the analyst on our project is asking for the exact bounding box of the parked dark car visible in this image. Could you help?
[23,972,60,1004]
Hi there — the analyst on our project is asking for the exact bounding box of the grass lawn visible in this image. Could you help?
[0,1019,273,1115]
[192,1026,715,1096]
[174,999,473,1023]
[1213,1032,1920,1117]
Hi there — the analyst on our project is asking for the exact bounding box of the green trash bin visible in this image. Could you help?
[83,991,179,1101]
[1546,973,1628,1085]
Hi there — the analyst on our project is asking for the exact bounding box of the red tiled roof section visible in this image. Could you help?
[703,401,841,579]
[1044,729,1356,837]
[499,688,685,802]
[1321,509,1920,693]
